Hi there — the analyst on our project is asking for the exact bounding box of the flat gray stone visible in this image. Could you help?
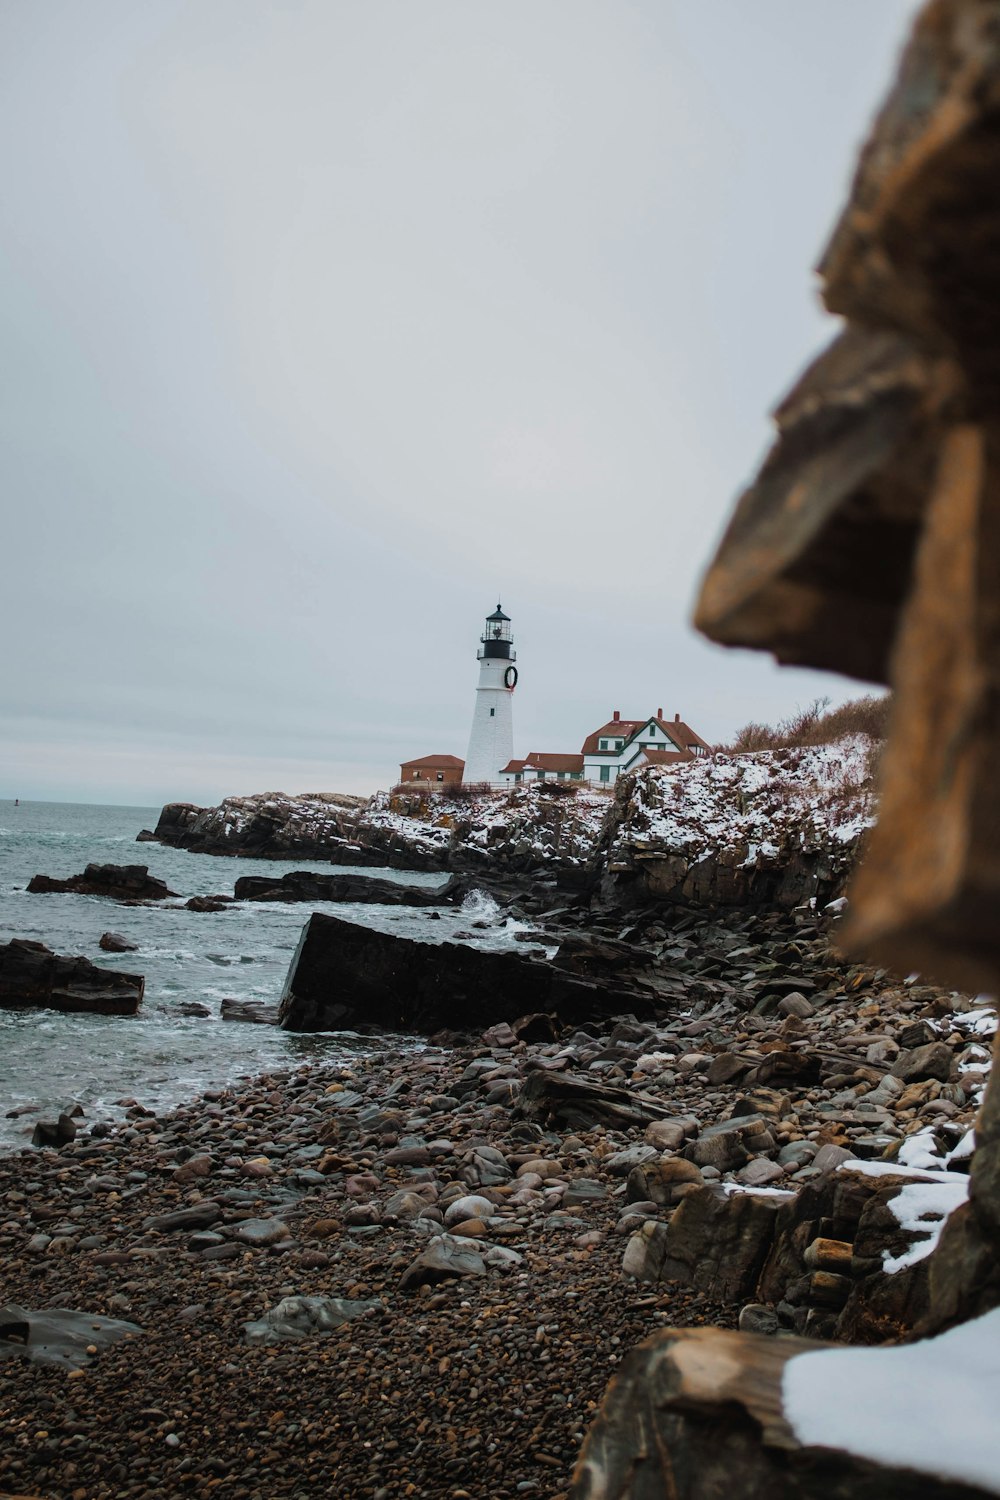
[243,1295,378,1344]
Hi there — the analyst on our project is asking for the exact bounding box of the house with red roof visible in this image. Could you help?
[500,709,711,787]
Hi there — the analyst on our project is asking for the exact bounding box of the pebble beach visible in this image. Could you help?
[1,1043,733,1500]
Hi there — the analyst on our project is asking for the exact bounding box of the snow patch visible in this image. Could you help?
[783,1306,1000,1494]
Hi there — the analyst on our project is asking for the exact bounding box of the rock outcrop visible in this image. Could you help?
[0,939,144,1016]
[143,793,414,865]
[232,870,465,905]
[596,739,874,911]
[27,864,176,901]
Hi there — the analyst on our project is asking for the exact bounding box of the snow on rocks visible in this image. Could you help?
[782,1306,1000,1495]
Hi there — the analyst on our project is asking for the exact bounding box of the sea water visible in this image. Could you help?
[0,799,526,1153]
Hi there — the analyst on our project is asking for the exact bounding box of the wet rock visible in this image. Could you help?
[99,931,138,953]
[145,1203,222,1233]
[28,863,176,900]
[31,1113,78,1148]
[220,998,280,1024]
[234,871,465,905]
[0,938,144,1017]
[518,1071,672,1132]
[185,896,232,912]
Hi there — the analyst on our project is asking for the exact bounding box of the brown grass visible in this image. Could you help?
[722,694,891,754]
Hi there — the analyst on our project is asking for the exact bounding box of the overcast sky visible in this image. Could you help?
[2,1,920,806]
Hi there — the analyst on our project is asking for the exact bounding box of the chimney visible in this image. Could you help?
[612,710,620,722]
[675,712,680,722]
[657,707,663,720]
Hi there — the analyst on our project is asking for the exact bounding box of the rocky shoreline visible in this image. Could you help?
[1,894,988,1498]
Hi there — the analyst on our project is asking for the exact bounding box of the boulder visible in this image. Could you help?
[569,1325,992,1500]
[0,939,144,1016]
[98,931,138,953]
[31,1113,78,1148]
[653,1187,785,1303]
[27,863,176,900]
[220,998,280,1025]
[890,1042,955,1084]
[278,911,651,1035]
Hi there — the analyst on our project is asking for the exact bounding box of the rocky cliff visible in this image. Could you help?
[144,737,878,907]
[598,736,877,910]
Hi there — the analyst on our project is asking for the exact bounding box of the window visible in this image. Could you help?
[514,772,522,783]
[490,707,495,717]
[615,739,624,750]
[599,739,608,750]
[599,765,611,783]
[557,771,565,780]
[537,770,546,779]
[436,773,444,782]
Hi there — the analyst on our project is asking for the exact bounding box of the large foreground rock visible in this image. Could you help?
[278,912,651,1034]
[27,863,176,901]
[570,1324,994,1499]
[0,939,143,1016]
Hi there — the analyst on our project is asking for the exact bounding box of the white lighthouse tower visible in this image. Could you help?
[463,603,518,785]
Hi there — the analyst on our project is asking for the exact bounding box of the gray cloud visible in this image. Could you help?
[1,1,917,804]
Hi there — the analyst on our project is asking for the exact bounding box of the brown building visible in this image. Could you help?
[398,753,465,787]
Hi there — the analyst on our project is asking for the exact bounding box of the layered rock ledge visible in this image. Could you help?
[0,939,144,1016]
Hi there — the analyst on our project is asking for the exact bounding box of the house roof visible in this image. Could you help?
[525,752,585,772]
[581,714,712,757]
[580,720,645,755]
[399,754,465,770]
[500,753,584,774]
[637,747,688,764]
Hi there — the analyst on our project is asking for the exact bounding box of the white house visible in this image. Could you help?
[500,708,712,787]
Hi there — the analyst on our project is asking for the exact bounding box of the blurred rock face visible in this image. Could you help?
[695,0,1000,997]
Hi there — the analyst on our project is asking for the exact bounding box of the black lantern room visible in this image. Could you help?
[478,603,514,659]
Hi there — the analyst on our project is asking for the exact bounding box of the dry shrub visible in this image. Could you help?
[723,695,891,754]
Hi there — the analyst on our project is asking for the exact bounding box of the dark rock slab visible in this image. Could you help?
[517,1070,673,1132]
[221,998,280,1025]
[145,1202,222,1233]
[278,912,650,1035]
[653,1185,785,1302]
[31,1113,78,1148]
[28,863,176,900]
[233,870,465,905]
[0,938,144,1016]
[0,1303,143,1371]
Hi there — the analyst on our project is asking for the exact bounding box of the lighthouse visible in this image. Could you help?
[463,603,518,785]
